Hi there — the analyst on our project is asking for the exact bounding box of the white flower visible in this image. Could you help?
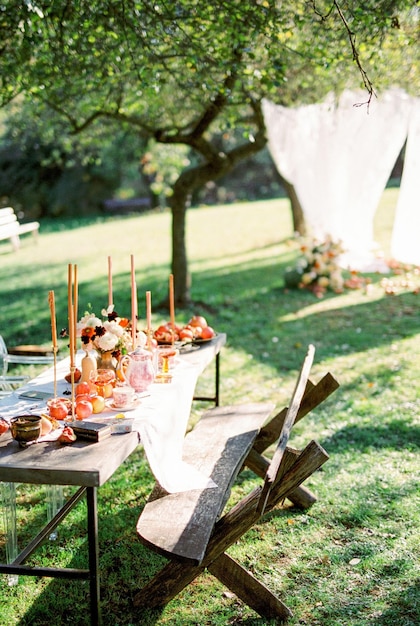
[101,305,115,317]
[137,331,147,348]
[77,314,102,336]
[95,331,119,352]
[104,320,125,337]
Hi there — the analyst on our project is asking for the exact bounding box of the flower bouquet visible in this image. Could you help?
[284,235,345,296]
[77,305,146,361]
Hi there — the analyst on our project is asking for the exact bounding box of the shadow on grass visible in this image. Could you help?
[13,464,167,625]
[13,527,166,626]
[3,231,419,355]
[372,578,420,626]
[322,419,420,455]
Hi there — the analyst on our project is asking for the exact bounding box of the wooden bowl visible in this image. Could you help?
[10,415,42,446]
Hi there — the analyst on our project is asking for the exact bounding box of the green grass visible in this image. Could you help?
[1,188,419,625]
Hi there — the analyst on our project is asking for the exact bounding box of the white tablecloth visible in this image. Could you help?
[0,342,224,493]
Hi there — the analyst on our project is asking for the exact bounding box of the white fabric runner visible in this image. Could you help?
[0,345,222,493]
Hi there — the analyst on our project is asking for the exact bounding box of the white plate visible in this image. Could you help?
[106,396,141,412]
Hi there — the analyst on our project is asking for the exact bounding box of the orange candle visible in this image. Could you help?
[73,264,78,356]
[48,290,58,350]
[131,255,137,348]
[169,273,175,330]
[67,264,75,368]
[108,256,113,306]
[146,290,152,332]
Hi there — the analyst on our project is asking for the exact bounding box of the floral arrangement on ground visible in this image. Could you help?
[284,235,365,297]
[284,235,420,298]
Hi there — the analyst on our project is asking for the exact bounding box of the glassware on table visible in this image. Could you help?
[153,345,179,384]
[117,348,155,393]
[89,368,116,398]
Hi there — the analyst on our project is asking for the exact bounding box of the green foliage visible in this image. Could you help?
[0,104,151,216]
[1,1,416,302]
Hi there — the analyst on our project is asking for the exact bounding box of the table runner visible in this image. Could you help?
[0,338,225,493]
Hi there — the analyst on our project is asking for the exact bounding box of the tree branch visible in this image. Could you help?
[332,0,376,108]
[309,0,377,109]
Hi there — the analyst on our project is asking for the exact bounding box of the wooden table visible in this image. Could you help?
[0,333,226,625]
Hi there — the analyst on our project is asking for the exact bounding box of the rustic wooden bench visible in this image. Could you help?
[134,344,339,621]
[0,207,40,251]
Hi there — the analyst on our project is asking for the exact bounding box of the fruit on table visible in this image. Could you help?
[75,399,94,420]
[188,315,208,329]
[179,327,194,341]
[200,325,215,340]
[58,426,77,444]
[91,395,106,414]
[47,397,72,420]
[64,368,81,384]
[154,324,177,344]
[153,315,216,342]
[0,418,9,435]
[40,415,53,436]
[75,381,91,397]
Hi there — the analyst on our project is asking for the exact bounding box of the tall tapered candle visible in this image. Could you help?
[48,290,58,350]
[49,290,58,397]
[108,256,113,306]
[73,264,78,356]
[131,255,137,348]
[67,264,75,368]
[169,273,175,330]
[146,290,152,332]
[146,290,152,350]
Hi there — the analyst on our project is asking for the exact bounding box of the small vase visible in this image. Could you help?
[96,350,118,372]
[80,351,97,383]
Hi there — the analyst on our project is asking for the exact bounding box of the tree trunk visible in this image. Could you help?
[170,182,191,307]
[166,99,268,306]
[279,175,307,236]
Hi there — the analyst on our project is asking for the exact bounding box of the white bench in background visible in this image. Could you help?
[0,207,40,251]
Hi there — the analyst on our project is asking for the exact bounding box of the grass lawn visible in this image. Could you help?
[0,188,419,625]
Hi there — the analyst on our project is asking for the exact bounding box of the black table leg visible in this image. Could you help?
[193,352,221,406]
[86,486,102,626]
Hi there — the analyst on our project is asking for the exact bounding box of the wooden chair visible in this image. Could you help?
[134,344,339,621]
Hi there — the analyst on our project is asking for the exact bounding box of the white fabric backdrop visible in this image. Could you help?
[390,99,420,264]
[263,89,417,271]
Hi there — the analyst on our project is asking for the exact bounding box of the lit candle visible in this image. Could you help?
[108,256,113,306]
[48,290,58,350]
[169,273,175,330]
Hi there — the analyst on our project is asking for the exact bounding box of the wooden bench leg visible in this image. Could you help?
[246,447,317,509]
[134,441,328,613]
[208,552,292,620]
[245,373,338,510]
[253,373,339,454]
[133,559,204,608]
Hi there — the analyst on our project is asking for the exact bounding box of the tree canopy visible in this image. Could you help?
[1,0,418,304]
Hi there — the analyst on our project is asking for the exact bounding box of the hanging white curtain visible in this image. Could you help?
[263,89,411,271]
[390,99,420,265]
